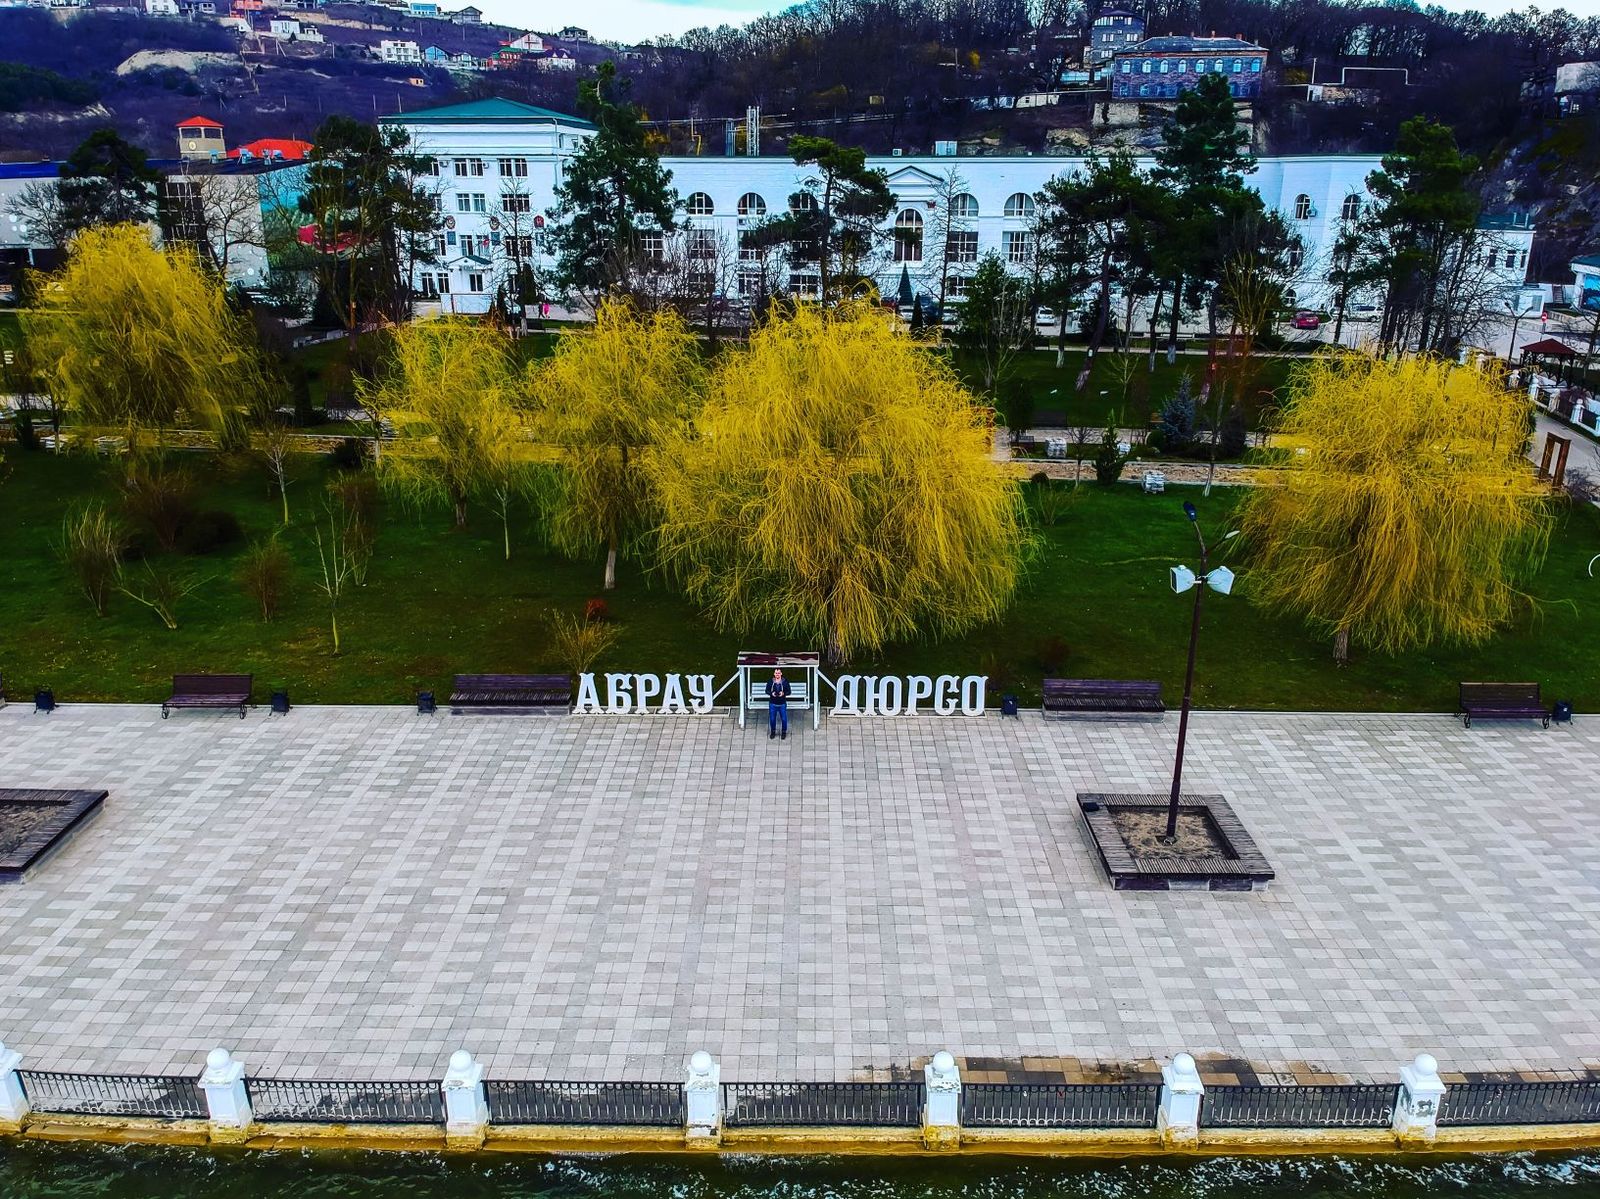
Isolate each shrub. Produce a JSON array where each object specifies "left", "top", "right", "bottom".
[
  {"left": 119, "top": 461, "right": 199, "bottom": 552},
  {"left": 176, "top": 509, "right": 244, "bottom": 555},
  {"left": 1029, "top": 470, "right": 1050, "bottom": 487},
  {"left": 117, "top": 561, "right": 203, "bottom": 630},
  {"left": 1034, "top": 479, "right": 1074, "bottom": 527},
  {"left": 1093, "top": 415, "right": 1129, "bottom": 486},
  {"left": 548, "top": 608, "right": 622, "bottom": 676},
  {"left": 584, "top": 596, "right": 610, "bottom": 623},
  {"left": 1219, "top": 404, "right": 1248, "bottom": 458},
  {"left": 1034, "top": 633, "right": 1070, "bottom": 674},
  {"left": 327, "top": 437, "right": 369, "bottom": 471},
  {"left": 58, "top": 504, "right": 123, "bottom": 616},
  {"left": 11, "top": 407, "right": 39, "bottom": 451},
  {"left": 326, "top": 473, "right": 378, "bottom": 583},
  {"left": 1158, "top": 374, "right": 1196, "bottom": 453},
  {"left": 237, "top": 537, "right": 292, "bottom": 621}
]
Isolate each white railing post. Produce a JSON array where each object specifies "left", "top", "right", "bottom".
[
  {"left": 1157, "top": 1052, "right": 1203, "bottom": 1147},
  {"left": 441, "top": 1049, "right": 489, "bottom": 1147},
  {"left": 0, "top": 1041, "right": 29, "bottom": 1130},
  {"left": 684, "top": 1050, "right": 722, "bottom": 1147},
  {"left": 1393, "top": 1053, "right": 1447, "bottom": 1144},
  {"left": 199, "top": 1048, "right": 252, "bottom": 1143},
  {"left": 922, "top": 1050, "right": 961, "bottom": 1149}
]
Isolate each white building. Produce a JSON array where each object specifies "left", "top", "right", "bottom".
[
  {"left": 378, "top": 39, "right": 422, "bottom": 64},
  {"left": 382, "top": 97, "right": 1535, "bottom": 316},
  {"left": 538, "top": 48, "right": 576, "bottom": 71},
  {"left": 145, "top": 0, "right": 180, "bottom": 14},
  {"left": 267, "top": 16, "right": 323, "bottom": 39}
]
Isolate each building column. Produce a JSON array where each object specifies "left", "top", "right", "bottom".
[
  {"left": 199, "top": 1048, "right": 253, "bottom": 1143},
  {"left": 1157, "top": 1052, "right": 1204, "bottom": 1147},
  {"left": 922, "top": 1051, "right": 961, "bottom": 1149},
  {"left": 684, "top": 1050, "right": 722, "bottom": 1147},
  {"left": 1392, "top": 1053, "right": 1447, "bottom": 1145}
]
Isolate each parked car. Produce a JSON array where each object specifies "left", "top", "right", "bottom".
[
  {"left": 1291, "top": 310, "right": 1321, "bottom": 330},
  {"left": 1035, "top": 306, "right": 1061, "bottom": 333},
  {"left": 1346, "top": 303, "right": 1379, "bottom": 321}
]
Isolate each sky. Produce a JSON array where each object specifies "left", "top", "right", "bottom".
[{"left": 473, "top": 0, "right": 1600, "bottom": 45}]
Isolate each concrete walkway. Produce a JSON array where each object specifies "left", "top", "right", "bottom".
[{"left": 1, "top": 706, "right": 1597, "bottom": 1084}]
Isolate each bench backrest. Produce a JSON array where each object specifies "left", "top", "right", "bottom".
[
  {"left": 171, "top": 674, "right": 252, "bottom": 696},
  {"left": 1044, "top": 678, "right": 1162, "bottom": 700},
  {"left": 453, "top": 673, "right": 571, "bottom": 692},
  {"left": 1459, "top": 681, "right": 1541, "bottom": 708},
  {"left": 751, "top": 682, "right": 810, "bottom": 703}
]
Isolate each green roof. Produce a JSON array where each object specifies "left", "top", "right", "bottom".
[
  {"left": 1573, "top": 254, "right": 1600, "bottom": 268},
  {"left": 382, "top": 97, "right": 595, "bottom": 129}
]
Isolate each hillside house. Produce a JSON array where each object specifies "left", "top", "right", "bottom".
[
  {"left": 379, "top": 39, "right": 422, "bottom": 63},
  {"left": 144, "top": 0, "right": 179, "bottom": 14},
  {"left": 1110, "top": 35, "right": 1267, "bottom": 99},
  {"left": 451, "top": 4, "right": 480, "bottom": 22},
  {"left": 1088, "top": 8, "right": 1143, "bottom": 66},
  {"left": 557, "top": 24, "right": 590, "bottom": 41}
]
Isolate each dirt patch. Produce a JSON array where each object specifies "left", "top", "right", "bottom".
[
  {"left": 0, "top": 800, "right": 67, "bottom": 858},
  {"left": 1109, "top": 807, "right": 1233, "bottom": 860}
]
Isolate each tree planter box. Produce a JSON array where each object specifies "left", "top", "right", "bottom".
[
  {"left": 1077, "top": 792, "right": 1273, "bottom": 891},
  {"left": 0, "top": 789, "right": 108, "bottom": 883}
]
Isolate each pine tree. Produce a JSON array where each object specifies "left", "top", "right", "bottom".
[{"left": 1158, "top": 374, "right": 1196, "bottom": 452}]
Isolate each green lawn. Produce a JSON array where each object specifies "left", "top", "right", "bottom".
[{"left": 4, "top": 450, "right": 1597, "bottom": 711}]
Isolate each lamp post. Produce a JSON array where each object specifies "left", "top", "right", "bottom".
[
  {"left": 1505, "top": 300, "right": 1525, "bottom": 367},
  {"left": 1165, "top": 502, "right": 1236, "bottom": 842}
]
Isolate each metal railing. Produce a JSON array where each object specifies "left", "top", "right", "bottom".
[
  {"left": 18, "top": 1070, "right": 207, "bottom": 1120},
  {"left": 485, "top": 1080, "right": 682, "bottom": 1126},
  {"left": 722, "top": 1081, "right": 923, "bottom": 1127},
  {"left": 1438, "top": 1081, "right": 1600, "bottom": 1126},
  {"left": 1203, "top": 1084, "right": 1397, "bottom": 1128},
  {"left": 245, "top": 1077, "right": 443, "bottom": 1125},
  {"left": 962, "top": 1082, "right": 1159, "bottom": 1128}
]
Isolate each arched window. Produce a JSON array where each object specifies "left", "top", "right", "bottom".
[
  {"left": 1004, "top": 192, "right": 1035, "bottom": 218},
  {"left": 894, "top": 208, "right": 924, "bottom": 263},
  {"left": 950, "top": 192, "right": 979, "bottom": 218},
  {"left": 1177, "top": 59, "right": 1187, "bottom": 72},
  {"left": 1340, "top": 194, "right": 1361, "bottom": 221},
  {"left": 1250, "top": 57, "right": 1262, "bottom": 71},
  {"left": 737, "top": 192, "right": 767, "bottom": 218},
  {"left": 1159, "top": 59, "right": 1169, "bottom": 73},
  {"left": 686, "top": 192, "right": 714, "bottom": 216},
  {"left": 1293, "top": 193, "right": 1313, "bottom": 221},
  {"left": 789, "top": 191, "right": 817, "bottom": 213},
  {"left": 1120, "top": 59, "right": 1131, "bottom": 73},
  {"left": 1231, "top": 58, "right": 1242, "bottom": 72},
  {"left": 1286, "top": 243, "right": 1304, "bottom": 273},
  {"left": 1141, "top": 59, "right": 1152, "bottom": 73},
  {"left": 1139, "top": 83, "right": 1150, "bottom": 96}
]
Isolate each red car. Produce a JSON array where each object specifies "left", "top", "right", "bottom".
[{"left": 1291, "top": 310, "right": 1321, "bottom": 330}]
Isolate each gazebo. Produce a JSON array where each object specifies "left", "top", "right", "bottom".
[{"left": 1520, "top": 337, "right": 1579, "bottom": 382}]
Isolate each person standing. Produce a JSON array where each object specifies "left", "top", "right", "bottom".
[{"left": 767, "top": 668, "right": 791, "bottom": 740}]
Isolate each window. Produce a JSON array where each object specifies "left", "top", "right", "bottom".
[
  {"left": 1286, "top": 244, "right": 1304, "bottom": 273},
  {"left": 455, "top": 194, "right": 473, "bottom": 213},
  {"left": 1505, "top": 250, "right": 1518, "bottom": 269},
  {"left": 738, "top": 268, "right": 764, "bottom": 297},
  {"left": 944, "top": 273, "right": 970, "bottom": 300},
  {"left": 1341, "top": 194, "right": 1361, "bottom": 221},
  {"left": 688, "top": 229, "right": 717, "bottom": 259},
  {"left": 423, "top": 158, "right": 440, "bottom": 176},
  {"left": 789, "top": 270, "right": 820, "bottom": 297},
  {"left": 1003, "top": 230, "right": 1034, "bottom": 264},
  {"left": 640, "top": 232, "right": 665, "bottom": 262},
  {"left": 1120, "top": 59, "right": 1131, "bottom": 73},
  {"left": 1231, "top": 58, "right": 1242, "bottom": 72},
  {"left": 504, "top": 235, "right": 534, "bottom": 259},
  {"left": 430, "top": 194, "right": 444, "bottom": 213},
  {"left": 1003, "top": 192, "right": 1035, "bottom": 218},
  {"left": 737, "top": 192, "right": 767, "bottom": 218},
  {"left": 1293, "top": 193, "right": 1312, "bottom": 221},
  {"left": 789, "top": 191, "right": 818, "bottom": 213},
  {"left": 452, "top": 157, "right": 484, "bottom": 177},
  {"left": 1177, "top": 59, "right": 1187, "bottom": 71},
  {"left": 949, "top": 231, "right": 978, "bottom": 262},
  {"left": 467, "top": 272, "right": 485, "bottom": 292},
  {"left": 686, "top": 192, "right": 714, "bottom": 216},
  {"left": 738, "top": 230, "right": 761, "bottom": 261},
  {"left": 419, "top": 271, "right": 449, "bottom": 296},
  {"left": 1141, "top": 58, "right": 1151, "bottom": 73},
  {"left": 1139, "top": 83, "right": 1150, "bottom": 96},
  {"left": 433, "top": 234, "right": 448, "bottom": 256},
  {"left": 949, "top": 192, "right": 978, "bottom": 218},
  {"left": 501, "top": 193, "right": 531, "bottom": 213},
  {"left": 893, "top": 209, "right": 924, "bottom": 263},
  {"left": 497, "top": 156, "right": 528, "bottom": 177},
  {"left": 1159, "top": 59, "right": 1169, "bottom": 73},
  {"left": 1250, "top": 57, "right": 1262, "bottom": 71}
]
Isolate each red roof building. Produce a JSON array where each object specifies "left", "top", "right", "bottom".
[{"left": 229, "top": 138, "right": 313, "bottom": 162}]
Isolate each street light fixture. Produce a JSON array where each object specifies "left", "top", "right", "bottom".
[{"left": 1164, "top": 502, "right": 1237, "bottom": 842}]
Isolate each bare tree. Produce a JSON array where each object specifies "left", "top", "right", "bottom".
[{"left": 925, "top": 165, "right": 974, "bottom": 319}]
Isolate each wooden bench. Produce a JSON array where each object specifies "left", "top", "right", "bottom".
[
  {"left": 163, "top": 674, "right": 252, "bottom": 720},
  {"left": 1043, "top": 678, "right": 1164, "bottom": 720},
  {"left": 1458, "top": 682, "right": 1549, "bottom": 729},
  {"left": 450, "top": 673, "right": 571, "bottom": 715},
  {"left": 749, "top": 681, "right": 810, "bottom": 707}
]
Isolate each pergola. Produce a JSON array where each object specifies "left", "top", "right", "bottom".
[{"left": 1520, "top": 337, "right": 1579, "bottom": 382}]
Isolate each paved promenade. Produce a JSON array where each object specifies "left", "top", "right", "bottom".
[{"left": 1, "top": 705, "right": 1597, "bottom": 1083}]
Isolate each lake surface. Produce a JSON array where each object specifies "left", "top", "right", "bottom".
[{"left": 2, "top": 1142, "right": 1599, "bottom": 1198}]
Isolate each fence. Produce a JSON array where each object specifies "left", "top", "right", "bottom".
[
  {"left": 1202, "top": 1084, "right": 1396, "bottom": 1129},
  {"left": 961, "top": 1082, "right": 1159, "bottom": 1128},
  {"left": 244, "top": 1077, "right": 444, "bottom": 1124},
  {"left": 722, "top": 1081, "right": 923, "bottom": 1127},
  {"left": 485, "top": 1080, "right": 682, "bottom": 1126},
  {"left": 17, "top": 1070, "right": 207, "bottom": 1120},
  {"left": 1438, "top": 1081, "right": 1600, "bottom": 1127}
]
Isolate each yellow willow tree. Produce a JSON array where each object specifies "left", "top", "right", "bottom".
[
  {"left": 1238, "top": 352, "right": 1550, "bottom": 664},
  {"left": 360, "top": 317, "right": 528, "bottom": 534},
  {"left": 652, "top": 302, "right": 1029, "bottom": 665},
  {"left": 23, "top": 223, "right": 266, "bottom": 450},
  {"left": 526, "top": 298, "right": 704, "bottom": 590}
]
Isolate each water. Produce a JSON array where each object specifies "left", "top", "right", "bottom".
[{"left": 2, "top": 1142, "right": 1600, "bottom": 1199}]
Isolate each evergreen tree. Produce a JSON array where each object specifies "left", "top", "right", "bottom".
[
  {"left": 12, "top": 128, "right": 162, "bottom": 247},
  {"left": 545, "top": 61, "right": 679, "bottom": 300},
  {"left": 955, "top": 252, "right": 1032, "bottom": 395},
  {"left": 1158, "top": 373, "right": 1196, "bottom": 452}
]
